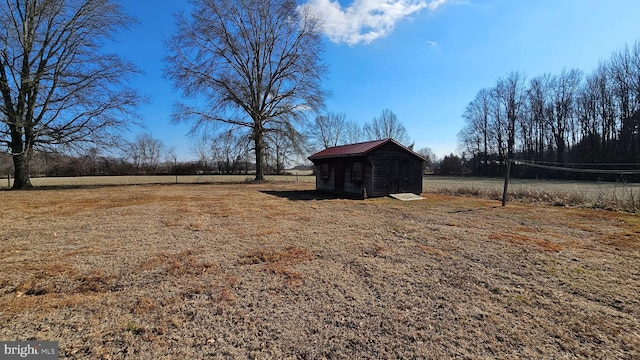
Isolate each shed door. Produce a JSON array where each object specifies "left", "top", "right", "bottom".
[
  {"left": 388, "top": 159, "right": 409, "bottom": 194},
  {"left": 335, "top": 160, "right": 345, "bottom": 191}
]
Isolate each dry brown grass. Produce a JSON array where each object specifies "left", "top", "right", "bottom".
[
  {"left": 424, "top": 176, "right": 640, "bottom": 212},
  {"left": 239, "top": 246, "right": 315, "bottom": 288},
  {"left": 1, "top": 182, "right": 639, "bottom": 359}
]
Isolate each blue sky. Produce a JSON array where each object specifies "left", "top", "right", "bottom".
[{"left": 116, "top": 0, "right": 640, "bottom": 162}]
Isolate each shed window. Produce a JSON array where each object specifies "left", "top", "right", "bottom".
[
  {"left": 351, "top": 161, "right": 363, "bottom": 182},
  {"left": 320, "top": 163, "right": 330, "bottom": 180}
]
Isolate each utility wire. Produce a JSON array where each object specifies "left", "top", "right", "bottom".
[
  {"left": 517, "top": 160, "right": 640, "bottom": 167},
  {"left": 512, "top": 159, "right": 640, "bottom": 175}
]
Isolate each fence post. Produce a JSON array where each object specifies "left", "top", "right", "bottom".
[{"left": 502, "top": 159, "right": 512, "bottom": 207}]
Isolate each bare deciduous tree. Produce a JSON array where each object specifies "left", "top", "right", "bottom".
[
  {"left": 416, "top": 146, "right": 436, "bottom": 172},
  {"left": 127, "top": 133, "right": 165, "bottom": 175},
  {"left": 343, "top": 120, "right": 364, "bottom": 144},
  {"left": 306, "top": 112, "right": 348, "bottom": 150},
  {"left": 0, "top": 0, "right": 142, "bottom": 189},
  {"left": 363, "top": 109, "right": 411, "bottom": 146},
  {"left": 190, "top": 133, "right": 214, "bottom": 169},
  {"left": 547, "top": 69, "right": 582, "bottom": 162},
  {"left": 266, "top": 124, "right": 297, "bottom": 174},
  {"left": 496, "top": 71, "right": 527, "bottom": 160},
  {"left": 212, "top": 129, "right": 250, "bottom": 174},
  {"left": 525, "top": 74, "right": 553, "bottom": 161},
  {"left": 459, "top": 87, "right": 492, "bottom": 173},
  {"left": 166, "top": 0, "right": 327, "bottom": 181}
]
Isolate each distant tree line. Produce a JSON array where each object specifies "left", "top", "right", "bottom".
[
  {"left": 0, "top": 149, "right": 250, "bottom": 178},
  {"left": 0, "top": 128, "right": 309, "bottom": 178},
  {"left": 458, "top": 41, "right": 640, "bottom": 180},
  {"left": 1, "top": 105, "right": 438, "bottom": 178}
]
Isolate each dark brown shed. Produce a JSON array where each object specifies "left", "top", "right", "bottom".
[{"left": 308, "top": 138, "right": 425, "bottom": 197}]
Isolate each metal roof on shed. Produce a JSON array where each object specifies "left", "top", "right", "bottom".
[{"left": 308, "top": 138, "right": 424, "bottom": 161}]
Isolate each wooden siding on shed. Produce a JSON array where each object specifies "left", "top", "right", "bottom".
[
  {"left": 366, "top": 142, "right": 423, "bottom": 196},
  {"left": 343, "top": 158, "right": 371, "bottom": 196},
  {"left": 315, "top": 158, "right": 372, "bottom": 196},
  {"left": 315, "top": 161, "right": 335, "bottom": 191}
]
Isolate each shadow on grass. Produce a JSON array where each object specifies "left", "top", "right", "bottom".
[{"left": 261, "top": 190, "right": 363, "bottom": 201}]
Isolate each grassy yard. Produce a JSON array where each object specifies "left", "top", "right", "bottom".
[
  {"left": 5, "top": 174, "right": 639, "bottom": 211},
  {"left": 1, "top": 181, "right": 638, "bottom": 358}
]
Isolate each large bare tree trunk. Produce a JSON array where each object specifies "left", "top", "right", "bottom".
[
  {"left": 9, "top": 124, "right": 32, "bottom": 189},
  {"left": 12, "top": 152, "right": 32, "bottom": 189},
  {"left": 254, "top": 132, "right": 265, "bottom": 181}
]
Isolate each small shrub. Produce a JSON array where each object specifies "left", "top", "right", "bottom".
[
  {"left": 124, "top": 320, "right": 145, "bottom": 335},
  {"left": 125, "top": 320, "right": 137, "bottom": 332}
]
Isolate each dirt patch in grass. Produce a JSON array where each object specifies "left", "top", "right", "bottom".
[{"left": 1, "top": 182, "right": 639, "bottom": 359}]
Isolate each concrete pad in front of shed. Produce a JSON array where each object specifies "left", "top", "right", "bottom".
[{"left": 389, "top": 193, "right": 425, "bottom": 201}]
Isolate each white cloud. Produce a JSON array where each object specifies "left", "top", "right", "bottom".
[{"left": 304, "top": 0, "right": 447, "bottom": 46}]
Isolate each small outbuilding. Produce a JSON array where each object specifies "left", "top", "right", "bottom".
[{"left": 308, "top": 138, "right": 425, "bottom": 197}]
